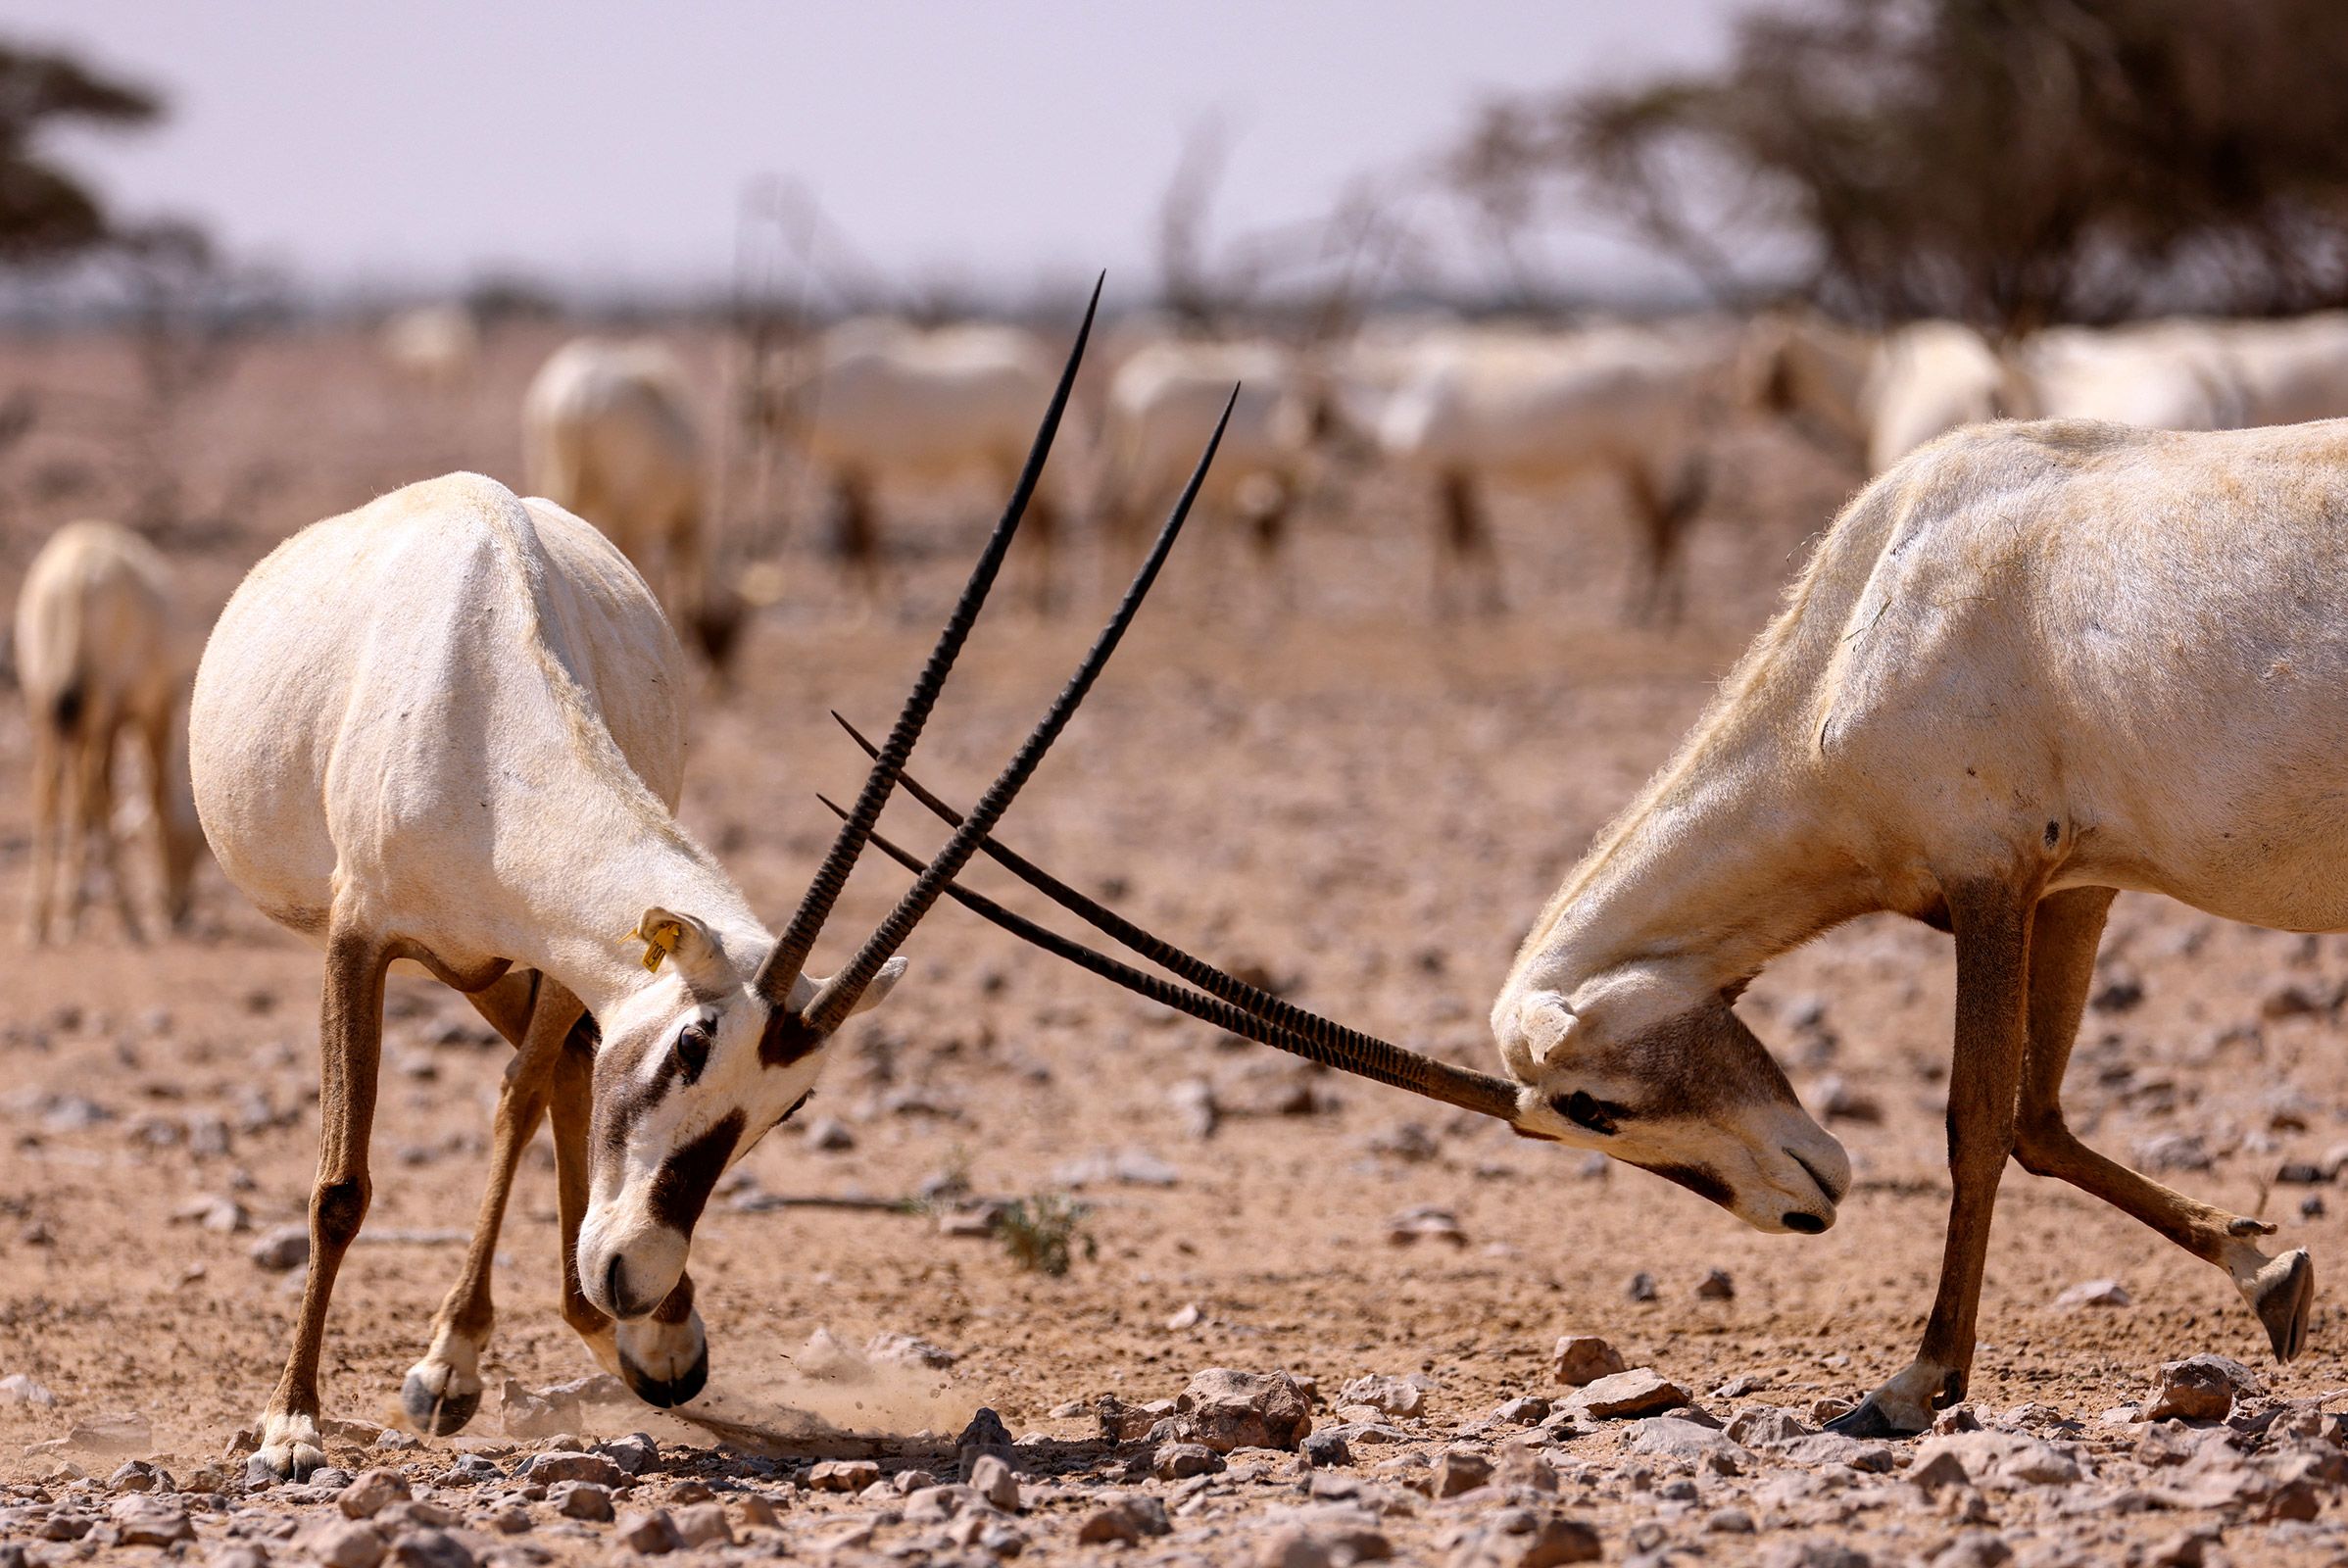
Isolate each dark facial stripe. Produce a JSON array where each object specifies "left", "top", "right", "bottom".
[
  {"left": 1639, "top": 1161, "right": 1736, "bottom": 1210},
  {"left": 647, "top": 1111, "right": 744, "bottom": 1236},
  {"left": 600, "top": 1051, "right": 676, "bottom": 1159},
  {"left": 759, "top": 1006, "right": 824, "bottom": 1068}
]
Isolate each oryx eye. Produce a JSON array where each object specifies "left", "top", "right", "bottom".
[
  {"left": 675, "top": 1021, "right": 714, "bottom": 1083},
  {"left": 1554, "top": 1090, "right": 1620, "bottom": 1136}
]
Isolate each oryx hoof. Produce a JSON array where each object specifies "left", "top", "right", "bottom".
[
  {"left": 247, "top": 1415, "right": 327, "bottom": 1483},
  {"left": 402, "top": 1367, "right": 483, "bottom": 1436},
  {"left": 2254, "top": 1248, "right": 2316, "bottom": 1363},
  {"left": 2229, "top": 1216, "right": 2279, "bottom": 1239},
  {"left": 620, "top": 1341, "right": 709, "bottom": 1408},
  {"left": 1824, "top": 1396, "right": 1927, "bottom": 1441}
]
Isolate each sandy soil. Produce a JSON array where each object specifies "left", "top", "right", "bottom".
[{"left": 0, "top": 322, "right": 2344, "bottom": 1566}]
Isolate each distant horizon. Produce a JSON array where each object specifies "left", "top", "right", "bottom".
[{"left": 7, "top": 1, "right": 1739, "bottom": 305}]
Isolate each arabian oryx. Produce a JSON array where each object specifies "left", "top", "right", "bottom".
[
  {"left": 1097, "top": 339, "right": 1327, "bottom": 583},
  {"left": 1375, "top": 324, "right": 1729, "bottom": 621},
  {"left": 522, "top": 337, "right": 742, "bottom": 668},
  {"left": 858, "top": 415, "right": 2341, "bottom": 1438},
  {"left": 15, "top": 518, "right": 206, "bottom": 943},
  {"left": 1750, "top": 311, "right": 2348, "bottom": 475},
  {"left": 752, "top": 318, "right": 1067, "bottom": 604},
  {"left": 380, "top": 304, "right": 481, "bottom": 395},
  {"left": 1740, "top": 313, "right": 2026, "bottom": 475},
  {"left": 189, "top": 283, "right": 1235, "bottom": 1479}
]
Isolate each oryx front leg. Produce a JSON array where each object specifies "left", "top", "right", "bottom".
[
  {"left": 1833, "top": 880, "right": 2032, "bottom": 1439},
  {"left": 255, "top": 927, "right": 389, "bottom": 1481},
  {"left": 401, "top": 975, "right": 579, "bottom": 1435},
  {"left": 2010, "top": 888, "right": 2314, "bottom": 1361}
]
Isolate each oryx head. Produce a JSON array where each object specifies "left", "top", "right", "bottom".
[
  {"left": 1492, "top": 960, "right": 1848, "bottom": 1234},
  {"left": 824, "top": 732, "right": 1848, "bottom": 1240},
  {"left": 576, "top": 276, "right": 1236, "bottom": 1343}
]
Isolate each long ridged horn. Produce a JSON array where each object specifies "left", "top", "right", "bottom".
[
  {"left": 788, "top": 388, "right": 1236, "bottom": 1038},
  {"left": 828, "top": 715, "right": 1528, "bottom": 1122},
  {"left": 819, "top": 797, "right": 1526, "bottom": 1123},
  {"left": 753, "top": 273, "right": 1101, "bottom": 1008}
]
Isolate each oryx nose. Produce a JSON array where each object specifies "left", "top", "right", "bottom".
[
  {"left": 605, "top": 1253, "right": 644, "bottom": 1319},
  {"left": 1782, "top": 1211, "right": 1828, "bottom": 1234},
  {"left": 1786, "top": 1143, "right": 1849, "bottom": 1207}
]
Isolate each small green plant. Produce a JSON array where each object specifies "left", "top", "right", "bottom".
[{"left": 992, "top": 1193, "right": 1096, "bottom": 1277}]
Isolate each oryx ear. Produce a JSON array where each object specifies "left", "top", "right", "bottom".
[
  {"left": 842, "top": 956, "right": 907, "bottom": 1018},
  {"left": 1517, "top": 990, "right": 1578, "bottom": 1068},
  {"left": 630, "top": 907, "right": 733, "bottom": 991}
]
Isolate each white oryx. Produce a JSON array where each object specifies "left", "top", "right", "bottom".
[
  {"left": 14, "top": 519, "right": 205, "bottom": 943},
  {"left": 756, "top": 318, "right": 1065, "bottom": 600},
  {"left": 2018, "top": 321, "right": 2241, "bottom": 430},
  {"left": 187, "top": 291, "right": 1230, "bottom": 1480},
  {"left": 1098, "top": 338, "right": 1325, "bottom": 572},
  {"left": 1489, "top": 416, "right": 2345, "bottom": 1435},
  {"left": 880, "top": 414, "right": 2343, "bottom": 1442},
  {"left": 522, "top": 337, "right": 735, "bottom": 662},
  {"left": 1376, "top": 324, "right": 1729, "bottom": 620},
  {"left": 1741, "top": 313, "right": 2023, "bottom": 473},
  {"left": 1751, "top": 310, "right": 2348, "bottom": 471},
  {"left": 380, "top": 304, "right": 481, "bottom": 394}
]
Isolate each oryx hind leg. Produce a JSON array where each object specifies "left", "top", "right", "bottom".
[
  {"left": 401, "top": 971, "right": 578, "bottom": 1435},
  {"left": 2013, "top": 886, "right": 2313, "bottom": 1361},
  {"left": 545, "top": 1029, "right": 709, "bottom": 1407},
  {"left": 254, "top": 923, "right": 390, "bottom": 1480},
  {"left": 24, "top": 716, "right": 64, "bottom": 944}
]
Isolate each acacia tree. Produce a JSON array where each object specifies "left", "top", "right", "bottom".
[
  {"left": 1454, "top": 0, "right": 2348, "bottom": 334},
  {"left": 0, "top": 41, "right": 160, "bottom": 268}
]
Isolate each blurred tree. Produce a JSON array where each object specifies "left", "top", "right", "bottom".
[
  {"left": 1454, "top": 0, "right": 2348, "bottom": 334},
  {"left": 0, "top": 41, "right": 161, "bottom": 268}
]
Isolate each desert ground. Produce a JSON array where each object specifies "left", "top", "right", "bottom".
[{"left": 1, "top": 319, "right": 2345, "bottom": 1567}]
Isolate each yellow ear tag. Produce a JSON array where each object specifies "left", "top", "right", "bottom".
[{"left": 632, "top": 918, "right": 683, "bottom": 973}]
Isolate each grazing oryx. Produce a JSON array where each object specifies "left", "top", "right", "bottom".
[
  {"left": 380, "top": 304, "right": 481, "bottom": 394},
  {"left": 1099, "top": 339, "right": 1324, "bottom": 574},
  {"left": 1377, "top": 325, "right": 1728, "bottom": 620},
  {"left": 754, "top": 318, "right": 1064, "bottom": 602},
  {"left": 523, "top": 338, "right": 740, "bottom": 666},
  {"left": 15, "top": 519, "right": 204, "bottom": 943},
  {"left": 1741, "top": 313, "right": 2024, "bottom": 474},
  {"left": 2019, "top": 323, "right": 2240, "bottom": 432},
  {"left": 863, "top": 415, "right": 2338, "bottom": 1440},
  {"left": 190, "top": 285, "right": 1231, "bottom": 1479}
]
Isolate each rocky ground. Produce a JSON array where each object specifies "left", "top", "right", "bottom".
[{"left": 1, "top": 322, "right": 2347, "bottom": 1566}]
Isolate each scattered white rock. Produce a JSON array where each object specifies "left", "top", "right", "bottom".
[
  {"left": 2147, "top": 1354, "right": 2261, "bottom": 1421},
  {"left": 1176, "top": 1368, "right": 1315, "bottom": 1452},
  {"left": 1563, "top": 1368, "right": 1688, "bottom": 1420},
  {"left": 614, "top": 1507, "right": 682, "bottom": 1554},
  {"left": 1386, "top": 1204, "right": 1466, "bottom": 1246},
  {"left": 2053, "top": 1278, "right": 2131, "bottom": 1309},
  {"left": 1338, "top": 1375, "right": 1425, "bottom": 1418},
  {"left": 1549, "top": 1336, "right": 1627, "bottom": 1388},
  {"left": 250, "top": 1225, "right": 311, "bottom": 1271},
  {"left": 336, "top": 1469, "right": 411, "bottom": 1520}
]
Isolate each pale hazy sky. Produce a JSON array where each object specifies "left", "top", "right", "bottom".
[{"left": 13, "top": 1, "right": 1737, "bottom": 298}]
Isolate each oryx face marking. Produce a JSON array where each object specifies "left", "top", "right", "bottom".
[
  {"left": 577, "top": 970, "right": 829, "bottom": 1322},
  {"left": 1494, "top": 973, "right": 1849, "bottom": 1234}
]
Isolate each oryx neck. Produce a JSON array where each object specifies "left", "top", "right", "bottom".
[
  {"left": 513, "top": 813, "right": 771, "bottom": 1021},
  {"left": 1519, "top": 635, "right": 1879, "bottom": 1005}
]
